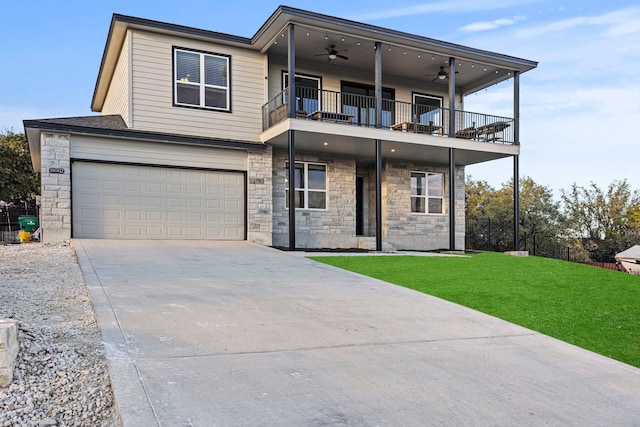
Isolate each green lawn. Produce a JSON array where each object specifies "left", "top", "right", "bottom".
[{"left": 309, "top": 252, "right": 640, "bottom": 368}]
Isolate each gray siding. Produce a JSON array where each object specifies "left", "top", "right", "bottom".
[
  {"left": 130, "top": 30, "right": 265, "bottom": 141},
  {"left": 70, "top": 135, "right": 247, "bottom": 171},
  {"left": 102, "top": 31, "right": 131, "bottom": 125}
]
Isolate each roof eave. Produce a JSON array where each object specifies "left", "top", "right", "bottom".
[
  {"left": 22, "top": 120, "right": 265, "bottom": 153},
  {"left": 252, "top": 6, "right": 538, "bottom": 73}
]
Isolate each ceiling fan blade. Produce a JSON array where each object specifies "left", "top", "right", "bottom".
[{"left": 337, "top": 54, "right": 349, "bottom": 60}]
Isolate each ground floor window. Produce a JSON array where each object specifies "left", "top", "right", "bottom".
[
  {"left": 285, "top": 162, "right": 327, "bottom": 209},
  {"left": 411, "top": 172, "right": 443, "bottom": 214}
]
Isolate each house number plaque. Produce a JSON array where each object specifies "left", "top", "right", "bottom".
[{"left": 49, "top": 167, "right": 65, "bottom": 174}]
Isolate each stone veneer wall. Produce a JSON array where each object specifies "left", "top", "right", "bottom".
[
  {"left": 246, "top": 147, "right": 273, "bottom": 245},
  {"left": 384, "top": 160, "right": 465, "bottom": 250},
  {"left": 40, "top": 133, "right": 72, "bottom": 243},
  {"left": 272, "top": 149, "right": 357, "bottom": 248}
]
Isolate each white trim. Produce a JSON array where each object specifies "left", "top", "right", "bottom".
[
  {"left": 282, "top": 72, "right": 321, "bottom": 90},
  {"left": 282, "top": 72, "right": 321, "bottom": 113},
  {"left": 127, "top": 29, "right": 134, "bottom": 127},
  {"left": 410, "top": 171, "right": 444, "bottom": 215},
  {"left": 412, "top": 93, "right": 442, "bottom": 106}
]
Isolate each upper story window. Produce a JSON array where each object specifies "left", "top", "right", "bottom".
[
  {"left": 411, "top": 172, "right": 444, "bottom": 214},
  {"left": 174, "top": 47, "right": 230, "bottom": 111}
]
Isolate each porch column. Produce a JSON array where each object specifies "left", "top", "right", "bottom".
[
  {"left": 513, "top": 70, "right": 521, "bottom": 251},
  {"left": 287, "top": 24, "right": 296, "bottom": 119},
  {"left": 374, "top": 42, "right": 383, "bottom": 252},
  {"left": 448, "top": 57, "right": 457, "bottom": 251},
  {"left": 287, "top": 24, "right": 296, "bottom": 250}
]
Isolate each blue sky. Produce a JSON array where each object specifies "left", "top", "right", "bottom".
[{"left": 2, "top": 0, "right": 639, "bottom": 195}]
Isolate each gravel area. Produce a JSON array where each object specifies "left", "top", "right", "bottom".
[{"left": 0, "top": 242, "right": 120, "bottom": 427}]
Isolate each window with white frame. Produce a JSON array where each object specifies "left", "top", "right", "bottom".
[
  {"left": 174, "top": 48, "right": 230, "bottom": 111},
  {"left": 411, "top": 172, "right": 444, "bottom": 214},
  {"left": 412, "top": 93, "right": 442, "bottom": 126},
  {"left": 283, "top": 72, "right": 321, "bottom": 114},
  {"left": 285, "top": 162, "right": 327, "bottom": 209}
]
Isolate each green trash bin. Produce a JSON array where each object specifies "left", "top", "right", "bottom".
[{"left": 18, "top": 216, "right": 39, "bottom": 232}]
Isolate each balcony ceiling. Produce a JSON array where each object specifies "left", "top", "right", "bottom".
[
  {"left": 256, "top": 7, "right": 537, "bottom": 95},
  {"left": 267, "top": 29, "right": 519, "bottom": 96}
]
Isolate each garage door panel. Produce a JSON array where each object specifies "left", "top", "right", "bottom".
[
  {"left": 103, "top": 210, "right": 120, "bottom": 220},
  {"left": 72, "top": 162, "right": 244, "bottom": 240}
]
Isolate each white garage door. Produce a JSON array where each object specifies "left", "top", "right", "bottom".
[{"left": 72, "top": 162, "right": 244, "bottom": 239}]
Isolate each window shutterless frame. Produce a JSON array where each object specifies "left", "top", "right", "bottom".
[
  {"left": 412, "top": 92, "right": 443, "bottom": 126},
  {"left": 173, "top": 47, "right": 231, "bottom": 112},
  {"left": 411, "top": 171, "right": 444, "bottom": 214},
  {"left": 285, "top": 161, "right": 327, "bottom": 210},
  {"left": 282, "top": 72, "right": 322, "bottom": 114}
]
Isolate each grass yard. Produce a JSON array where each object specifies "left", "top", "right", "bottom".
[{"left": 309, "top": 252, "right": 640, "bottom": 368}]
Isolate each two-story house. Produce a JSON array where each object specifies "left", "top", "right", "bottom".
[{"left": 24, "top": 6, "right": 537, "bottom": 250}]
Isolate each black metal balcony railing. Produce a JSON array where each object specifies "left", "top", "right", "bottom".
[{"left": 262, "top": 87, "right": 516, "bottom": 145}]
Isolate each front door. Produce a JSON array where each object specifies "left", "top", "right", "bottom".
[{"left": 341, "top": 81, "right": 395, "bottom": 129}]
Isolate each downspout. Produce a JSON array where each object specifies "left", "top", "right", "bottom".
[
  {"left": 448, "top": 57, "right": 456, "bottom": 251},
  {"left": 287, "top": 24, "right": 296, "bottom": 250},
  {"left": 374, "top": 42, "right": 383, "bottom": 252}
]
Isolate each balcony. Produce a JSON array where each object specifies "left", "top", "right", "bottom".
[{"left": 262, "top": 87, "right": 515, "bottom": 145}]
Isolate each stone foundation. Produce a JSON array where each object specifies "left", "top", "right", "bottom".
[{"left": 0, "top": 319, "right": 19, "bottom": 388}]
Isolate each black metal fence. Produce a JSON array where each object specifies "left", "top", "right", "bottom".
[
  {"left": 465, "top": 218, "right": 588, "bottom": 263},
  {"left": 0, "top": 206, "right": 39, "bottom": 243},
  {"left": 262, "top": 87, "right": 516, "bottom": 144}
]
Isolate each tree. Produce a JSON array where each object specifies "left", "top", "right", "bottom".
[
  {"left": 0, "top": 131, "right": 40, "bottom": 205},
  {"left": 466, "top": 176, "right": 562, "bottom": 253},
  {"left": 561, "top": 180, "right": 640, "bottom": 262},
  {"left": 465, "top": 177, "right": 496, "bottom": 250}
]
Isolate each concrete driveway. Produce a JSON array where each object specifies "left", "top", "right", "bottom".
[{"left": 73, "top": 240, "right": 640, "bottom": 426}]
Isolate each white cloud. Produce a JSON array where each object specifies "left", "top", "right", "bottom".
[
  {"left": 350, "top": 0, "right": 540, "bottom": 21},
  {"left": 607, "top": 18, "right": 640, "bottom": 36},
  {"left": 459, "top": 16, "right": 526, "bottom": 33},
  {"left": 516, "top": 7, "right": 640, "bottom": 38}
]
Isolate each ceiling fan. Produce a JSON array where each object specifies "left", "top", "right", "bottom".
[
  {"left": 315, "top": 44, "right": 348, "bottom": 61},
  {"left": 429, "top": 66, "right": 459, "bottom": 81}
]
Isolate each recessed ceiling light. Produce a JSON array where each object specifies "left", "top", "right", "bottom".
[
  {"left": 323, "top": 142, "right": 328, "bottom": 146},
  {"left": 390, "top": 148, "right": 396, "bottom": 152}
]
